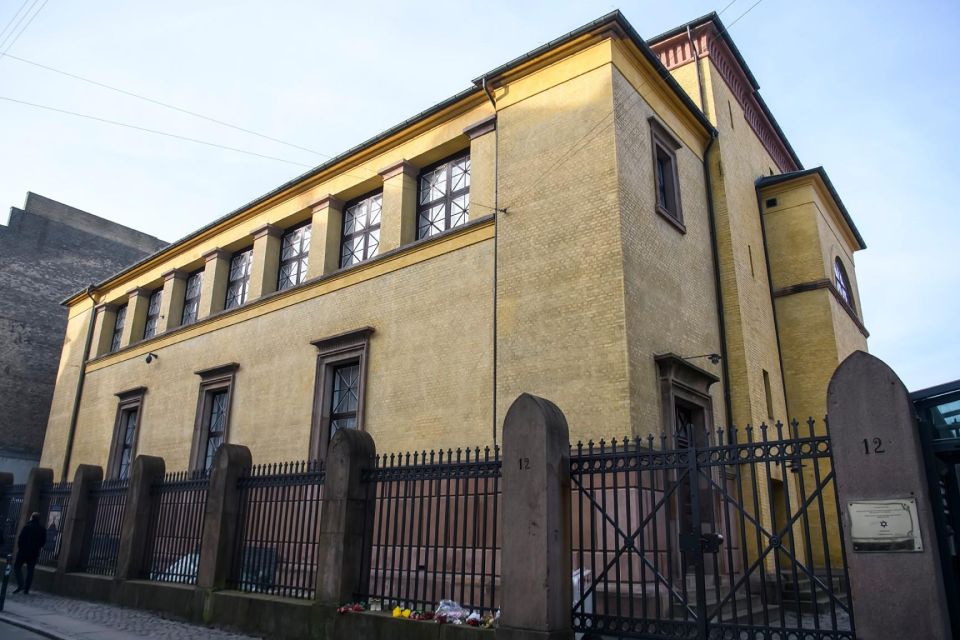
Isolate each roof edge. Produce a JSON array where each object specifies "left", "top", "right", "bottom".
[{"left": 756, "top": 167, "right": 866, "bottom": 250}]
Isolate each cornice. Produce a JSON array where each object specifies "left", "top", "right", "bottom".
[{"left": 649, "top": 24, "right": 799, "bottom": 174}]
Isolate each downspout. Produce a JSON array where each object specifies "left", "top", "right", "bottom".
[
  {"left": 689, "top": 26, "right": 735, "bottom": 433},
  {"left": 482, "top": 77, "right": 500, "bottom": 447},
  {"left": 61, "top": 285, "right": 98, "bottom": 480}
]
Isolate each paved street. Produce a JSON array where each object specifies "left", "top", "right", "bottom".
[{"left": 0, "top": 590, "right": 262, "bottom": 639}]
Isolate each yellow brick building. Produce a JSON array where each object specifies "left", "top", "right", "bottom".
[{"left": 40, "top": 6, "right": 866, "bottom": 540}]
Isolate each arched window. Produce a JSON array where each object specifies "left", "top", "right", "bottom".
[{"left": 834, "top": 258, "right": 854, "bottom": 309}]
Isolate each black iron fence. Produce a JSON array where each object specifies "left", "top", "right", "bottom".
[
  {"left": 360, "top": 447, "right": 501, "bottom": 615},
  {"left": 228, "top": 460, "right": 325, "bottom": 599},
  {"left": 570, "top": 420, "right": 854, "bottom": 640},
  {"left": 0, "top": 484, "right": 25, "bottom": 556},
  {"left": 143, "top": 470, "right": 209, "bottom": 584},
  {"left": 38, "top": 482, "right": 72, "bottom": 567},
  {"left": 80, "top": 479, "right": 129, "bottom": 576}
]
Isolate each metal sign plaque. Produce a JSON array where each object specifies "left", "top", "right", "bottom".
[{"left": 848, "top": 499, "right": 922, "bottom": 552}]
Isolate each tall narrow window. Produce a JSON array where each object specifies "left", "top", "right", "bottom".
[
  {"left": 108, "top": 387, "right": 145, "bottom": 480},
  {"left": 341, "top": 192, "right": 382, "bottom": 267},
  {"left": 310, "top": 328, "right": 372, "bottom": 459},
  {"left": 834, "top": 258, "right": 854, "bottom": 310},
  {"left": 181, "top": 270, "right": 203, "bottom": 326},
  {"left": 224, "top": 249, "right": 253, "bottom": 309},
  {"left": 417, "top": 153, "right": 470, "bottom": 239},
  {"left": 330, "top": 363, "right": 360, "bottom": 437},
  {"left": 142, "top": 289, "right": 163, "bottom": 339},
  {"left": 278, "top": 223, "right": 311, "bottom": 290},
  {"left": 649, "top": 119, "right": 684, "bottom": 229},
  {"left": 763, "top": 369, "right": 774, "bottom": 420},
  {"left": 110, "top": 304, "right": 127, "bottom": 353},
  {"left": 191, "top": 364, "right": 237, "bottom": 472}
]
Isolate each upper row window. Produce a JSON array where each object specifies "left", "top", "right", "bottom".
[
  {"left": 649, "top": 120, "right": 683, "bottom": 228},
  {"left": 110, "top": 304, "right": 127, "bottom": 353},
  {"left": 279, "top": 223, "right": 311, "bottom": 291},
  {"left": 182, "top": 270, "right": 203, "bottom": 326},
  {"left": 143, "top": 289, "right": 163, "bottom": 339},
  {"left": 225, "top": 249, "right": 253, "bottom": 310},
  {"left": 341, "top": 192, "right": 382, "bottom": 268},
  {"left": 417, "top": 153, "right": 470, "bottom": 239}
]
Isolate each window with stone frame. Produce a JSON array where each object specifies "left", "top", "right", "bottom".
[
  {"left": 310, "top": 328, "right": 372, "bottom": 459},
  {"left": 278, "top": 222, "right": 312, "bottom": 290},
  {"left": 340, "top": 192, "right": 382, "bottom": 268},
  {"left": 110, "top": 304, "right": 127, "bottom": 353},
  {"left": 834, "top": 257, "right": 854, "bottom": 311},
  {"left": 649, "top": 118, "right": 684, "bottom": 230},
  {"left": 416, "top": 153, "right": 470, "bottom": 239},
  {"left": 224, "top": 248, "right": 253, "bottom": 309},
  {"left": 108, "top": 387, "right": 145, "bottom": 480},
  {"left": 142, "top": 289, "right": 163, "bottom": 339},
  {"left": 190, "top": 364, "right": 237, "bottom": 472},
  {"left": 181, "top": 270, "right": 203, "bottom": 325}
]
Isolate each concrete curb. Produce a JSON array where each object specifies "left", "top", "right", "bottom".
[{"left": 0, "top": 611, "right": 75, "bottom": 640}]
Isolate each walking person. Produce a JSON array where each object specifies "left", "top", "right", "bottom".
[{"left": 13, "top": 512, "right": 46, "bottom": 594}]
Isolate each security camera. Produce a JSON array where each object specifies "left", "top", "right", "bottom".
[{"left": 145, "top": 352, "right": 159, "bottom": 363}]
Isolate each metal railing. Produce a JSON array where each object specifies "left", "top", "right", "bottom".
[
  {"left": 570, "top": 420, "right": 854, "bottom": 640},
  {"left": 228, "top": 460, "right": 325, "bottom": 599},
  {"left": 360, "top": 446, "right": 501, "bottom": 615},
  {"left": 0, "top": 484, "right": 25, "bottom": 556},
  {"left": 38, "top": 482, "right": 72, "bottom": 567},
  {"left": 80, "top": 479, "right": 129, "bottom": 576},
  {"left": 143, "top": 470, "right": 209, "bottom": 584}
]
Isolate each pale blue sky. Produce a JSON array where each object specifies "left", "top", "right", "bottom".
[{"left": 0, "top": 1, "right": 957, "bottom": 392}]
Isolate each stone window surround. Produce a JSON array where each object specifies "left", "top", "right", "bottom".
[
  {"left": 649, "top": 117, "right": 685, "bottom": 234},
  {"left": 85, "top": 117, "right": 496, "bottom": 358},
  {"left": 309, "top": 327, "right": 373, "bottom": 460},
  {"left": 107, "top": 386, "right": 146, "bottom": 480},
  {"left": 190, "top": 363, "right": 239, "bottom": 472}
]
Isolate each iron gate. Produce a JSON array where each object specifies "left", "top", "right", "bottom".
[{"left": 571, "top": 420, "right": 855, "bottom": 639}]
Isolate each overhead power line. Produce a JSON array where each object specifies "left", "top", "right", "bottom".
[
  {"left": 0, "top": 0, "right": 33, "bottom": 46},
  {"left": 0, "top": 52, "right": 330, "bottom": 158},
  {"left": 0, "top": 0, "right": 46, "bottom": 57},
  {"left": 0, "top": 95, "right": 313, "bottom": 167}
]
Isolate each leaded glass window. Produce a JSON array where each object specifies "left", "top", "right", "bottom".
[
  {"left": 834, "top": 258, "right": 854, "bottom": 310},
  {"left": 110, "top": 305, "right": 127, "bottom": 353},
  {"left": 143, "top": 290, "right": 163, "bottom": 339},
  {"left": 224, "top": 249, "right": 253, "bottom": 310},
  {"left": 116, "top": 407, "right": 138, "bottom": 480},
  {"left": 203, "top": 390, "right": 229, "bottom": 472},
  {"left": 182, "top": 270, "right": 203, "bottom": 325},
  {"left": 329, "top": 363, "right": 360, "bottom": 442},
  {"left": 341, "top": 193, "right": 381, "bottom": 268},
  {"left": 278, "top": 223, "right": 311, "bottom": 290},
  {"left": 417, "top": 154, "right": 470, "bottom": 239}
]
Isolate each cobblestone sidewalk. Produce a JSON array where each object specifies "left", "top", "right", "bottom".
[{"left": 0, "top": 590, "right": 262, "bottom": 640}]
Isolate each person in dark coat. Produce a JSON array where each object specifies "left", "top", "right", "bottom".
[{"left": 14, "top": 512, "right": 46, "bottom": 594}]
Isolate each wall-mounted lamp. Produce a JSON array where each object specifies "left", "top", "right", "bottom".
[
  {"left": 682, "top": 353, "right": 722, "bottom": 365},
  {"left": 145, "top": 352, "right": 159, "bottom": 364}
]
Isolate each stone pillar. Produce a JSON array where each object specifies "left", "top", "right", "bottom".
[
  {"left": 159, "top": 269, "right": 187, "bottom": 332},
  {"left": 248, "top": 224, "right": 283, "bottom": 300},
  {"left": 307, "top": 195, "right": 344, "bottom": 279},
  {"left": 378, "top": 159, "right": 418, "bottom": 253},
  {"left": 90, "top": 303, "right": 118, "bottom": 358},
  {"left": 116, "top": 455, "right": 165, "bottom": 581},
  {"left": 57, "top": 464, "right": 103, "bottom": 573},
  {"left": 196, "top": 444, "right": 251, "bottom": 590},
  {"left": 120, "top": 288, "right": 150, "bottom": 348},
  {"left": 315, "top": 428, "right": 376, "bottom": 605},
  {"left": 14, "top": 467, "right": 53, "bottom": 558},
  {"left": 199, "top": 248, "right": 230, "bottom": 319},
  {"left": 499, "top": 394, "right": 572, "bottom": 640},
  {"left": 465, "top": 115, "right": 496, "bottom": 219},
  {"left": 827, "top": 351, "right": 951, "bottom": 640}
]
